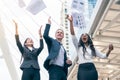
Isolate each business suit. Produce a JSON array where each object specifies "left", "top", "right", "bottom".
[
  {"left": 43, "top": 24, "right": 71, "bottom": 80},
  {"left": 15, "top": 35, "right": 44, "bottom": 80}
]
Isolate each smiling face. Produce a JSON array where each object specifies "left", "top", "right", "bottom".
[
  {"left": 55, "top": 29, "right": 64, "bottom": 41},
  {"left": 24, "top": 38, "right": 34, "bottom": 47},
  {"left": 81, "top": 33, "right": 88, "bottom": 43}
]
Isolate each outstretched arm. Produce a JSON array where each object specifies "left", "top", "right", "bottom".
[
  {"left": 43, "top": 17, "right": 51, "bottom": 38},
  {"left": 96, "top": 44, "right": 114, "bottom": 58},
  {"left": 66, "top": 15, "right": 78, "bottom": 48},
  {"left": 13, "top": 20, "right": 18, "bottom": 35},
  {"left": 13, "top": 20, "right": 23, "bottom": 54},
  {"left": 36, "top": 25, "right": 44, "bottom": 55},
  {"left": 67, "top": 15, "right": 75, "bottom": 35},
  {"left": 43, "top": 17, "right": 52, "bottom": 52},
  {"left": 39, "top": 25, "right": 43, "bottom": 39},
  {"left": 13, "top": 20, "right": 24, "bottom": 54}
]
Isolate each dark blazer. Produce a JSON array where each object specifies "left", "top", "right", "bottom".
[
  {"left": 15, "top": 35, "right": 44, "bottom": 70},
  {"left": 43, "top": 24, "right": 71, "bottom": 75}
]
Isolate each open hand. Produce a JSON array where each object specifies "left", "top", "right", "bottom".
[
  {"left": 48, "top": 17, "right": 51, "bottom": 24},
  {"left": 66, "top": 15, "right": 73, "bottom": 22},
  {"left": 13, "top": 20, "right": 18, "bottom": 35},
  {"left": 109, "top": 44, "right": 114, "bottom": 51},
  {"left": 13, "top": 20, "right": 18, "bottom": 29},
  {"left": 66, "top": 60, "right": 72, "bottom": 64}
]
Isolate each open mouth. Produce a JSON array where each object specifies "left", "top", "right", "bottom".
[{"left": 83, "top": 37, "right": 87, "bottom": 41}]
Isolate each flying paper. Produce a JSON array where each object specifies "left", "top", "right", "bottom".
[
  {"left": 72, "top": 12, "right": 86, "bottom": 29},
  {"left": 18, "top": 0, "right": 26, "bottom": 8},
  {"left": 71, "top": 0, "right": 85, "bottom": 12},
  {"left": 26, "top": 0, "right": 46, "bottom": 15}
]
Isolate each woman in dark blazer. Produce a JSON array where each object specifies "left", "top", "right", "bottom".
[{"left": 13, "top": 20, "right": 44, "bottom": 80}]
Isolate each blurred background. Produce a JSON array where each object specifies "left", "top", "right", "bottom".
[{"left": 0, "top": 0, "right": 120, "bottom": 80}]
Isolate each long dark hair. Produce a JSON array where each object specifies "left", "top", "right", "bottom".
[
  {"left": 24, "top": 38, "right": 33, "bottom": 47},
  {"left": 78, "top": 33, "right": 96, "bottom": 59},
  {"left": 20, "top": 38, "right": 33, "bottom": 63}
]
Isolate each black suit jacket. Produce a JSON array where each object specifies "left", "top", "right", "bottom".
[
  {"left": 43, "top": 24, "right": 71, "bottom": 75},
  {"left": 15, "top": 35, "right": 44, "bottom": 70}
]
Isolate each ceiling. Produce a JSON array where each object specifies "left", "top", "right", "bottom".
[{"left": 68, "top": 0, "right": 120, "bottom": 80}]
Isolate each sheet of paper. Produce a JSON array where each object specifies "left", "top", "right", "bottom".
[
  {"left": 26, "top": 0, "right": 46, "bottom": 15},
  {"left": 72, "top": 12, "right": 86, "bottom": 29},
  {"left": 71, "top": 0, "right": 85, "bottom": 12},
  {"left": 18, "top": 0, "right": 26, "bottom": 8}
]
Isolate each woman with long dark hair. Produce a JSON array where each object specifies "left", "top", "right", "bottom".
[
  {"left": 13, "top": 20, "right": 44, "bottom": 80},
  {"left": 67, "top": 15, "right": 114, "bottom": 80}
]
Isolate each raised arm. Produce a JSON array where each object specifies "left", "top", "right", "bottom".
[
  {"left": 13, "top": 20, "right": 18, "bottom": 35},
  {"left": 36, "top": 25, "right": 44, "bottom": 55},
  {"left": 67, "top": 15, "right": 75, "bottom": 35},
  {"left": 13, "top": 20, "right": 24, "bottom": 54},
  {"left": 43, "top": 17, "right": 52, "bottom": 52},
  {"left": 96, "top": 44, "right": 114, "bottom": 58},
  {"left": 67, "top": 15, "right": 79, "bottom": 61},
  {"left": 43, "top": 17, "right": 51, "bottom": 38},
  {"left": 66, "top": 15, "right": 79, "bottom": 49},
  {"left": 39, "top": 25, "right": 43, "bottom": 39}
]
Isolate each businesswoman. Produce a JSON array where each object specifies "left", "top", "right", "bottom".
[
  {"left": 67, "top": 15, "right": 114, "bottom": 80},
  {"left": 13, "top": 20, "right": 44, "bottom": 80}
]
